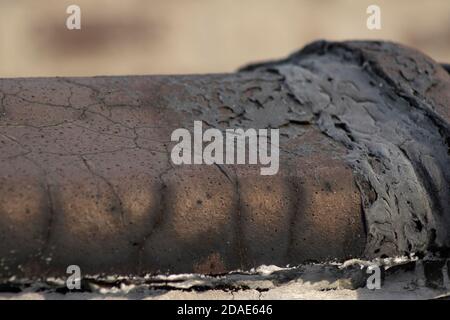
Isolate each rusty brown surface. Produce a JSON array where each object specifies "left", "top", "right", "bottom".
[
  {"left": 0, "top": 72, "right": 366, "bottom": 278},
  {"left": 1, "top": 40, "right": 449, "bottom": 279}
]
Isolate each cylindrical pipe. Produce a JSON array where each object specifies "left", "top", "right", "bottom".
[{"left": 0, "top": 40, "right": 449, "bottom": 279}]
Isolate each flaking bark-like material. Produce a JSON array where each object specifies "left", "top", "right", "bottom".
[{"left": 0, "top": 40, "right": 449, "bottom": 279}]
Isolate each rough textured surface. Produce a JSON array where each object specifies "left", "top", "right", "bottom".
[
  {"left": 0, "top": 40, "right": 449, "bottom": 280},
  {"left": 1, "top": 258, "right": 450, "bottom": 300},
  {"left": 243, "top": 41, "right": 450, "bottom": 258},
  {"left": 0, "top": 62, "right": 365, "bottom": 279}
]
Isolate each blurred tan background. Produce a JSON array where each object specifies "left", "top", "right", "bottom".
[{"left": 0, "top": 0, "right": 449, "bottom": 77}]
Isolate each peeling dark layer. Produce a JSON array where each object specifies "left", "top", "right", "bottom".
[{"left": 243, "top": 41, "right": 450, "bottom": 257}]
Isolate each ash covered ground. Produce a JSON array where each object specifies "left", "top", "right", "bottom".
[{"left": 1, "top": 257, "right": 449, "bottom": 300}]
